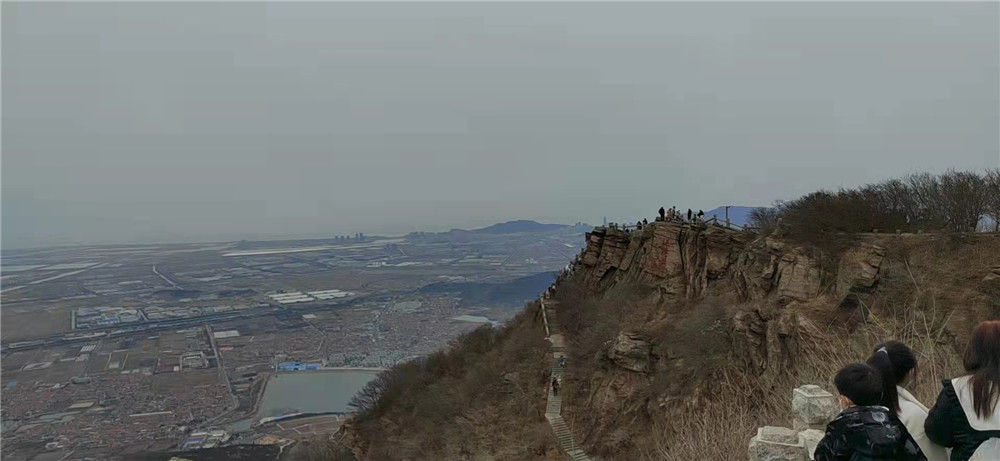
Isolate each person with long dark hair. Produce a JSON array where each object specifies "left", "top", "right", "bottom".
[
  {"left": 926, "top": 320, "right": 1000, "bottom": 460},
  {"left": 867, "top": 341, "right": 948, "bottom": 460}
]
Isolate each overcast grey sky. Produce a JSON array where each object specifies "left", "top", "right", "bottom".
[{"left": 3, "top": 2, "right": 998, "bottom": 248}]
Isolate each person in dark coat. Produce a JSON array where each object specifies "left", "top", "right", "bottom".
[
  {"left": 658, "top": 207, "right": 665, "bottom": 220},
  {"left": 551, "top": 377, "right": 560, "bottom": 396},
  {"left": 925, "top": 320, "right": 1000, "bottom": 461},
  {"left": 642, "top": 218, "right": 648, "bottom": 226},
  {"left": 687, "top": 209, "right": 692, "bottom": 221},
  {"left": 815, "top": 363, "right": 926, "bottom": 461}
]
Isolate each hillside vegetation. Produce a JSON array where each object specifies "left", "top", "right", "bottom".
[
  {"left": 336, "top": 309, "right": 559, "bottom": 460},
  {"left": 315, "top": 171, "right": 998, "bottom": 461},
  {"left": 749, "top": 169, "right": 1000, "bottom": 236}
]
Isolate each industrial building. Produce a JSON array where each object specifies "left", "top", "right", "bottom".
[{"left": 276, "top": 361, "right": 321, "bottom": 372}]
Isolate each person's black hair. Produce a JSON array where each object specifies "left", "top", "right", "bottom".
[
  {"left": 834, "top": 363, "right": 883, "bottom": 406},
  {"left": 866, "top": 341, "right": 918, "bottom": 414}
]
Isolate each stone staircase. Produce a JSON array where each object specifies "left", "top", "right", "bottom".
[{"left": 542, "top": 300, "right": 593, "bottom": 461}]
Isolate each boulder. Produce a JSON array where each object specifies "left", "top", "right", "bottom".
[{"left": 607, "top": 332, "right": 654, "bottom": 373}]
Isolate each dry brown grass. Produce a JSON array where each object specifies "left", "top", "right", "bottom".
[
  {"left": 310, "top": 232, "right": 996, "bottom": 461},
  {"left": 634, "top": 236, "right": 989, "bottom": 461},
  {"left": 633, "top": 311, "right": 965, "bottom": 461},
  {"left": 549, "top": 233, "right": 995, "bottom": 461},
  {"left": 342, "top": 306, "right": 557, "bottom": 460}
]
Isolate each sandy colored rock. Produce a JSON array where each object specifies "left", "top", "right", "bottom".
[
  {"left": 731, "top": 237, "right": 824, "bottom": 302},
  {"left": 607, "top": 332, "right": 654, "bottom": 373},
  {"left": 579, "top": 221, "right": 748, "bottom": 299},
  {"left": 732, "top": 307, "right": 799, "bottom": 376}
]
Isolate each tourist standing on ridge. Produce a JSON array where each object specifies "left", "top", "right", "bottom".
[
  {"left": 814, "top": 363, "right": 926, "bottom": 461},
  {"left": 925, "top": 320, "right": 1000, "bottom": 461},
  {"left": 659, "top": 207, "right": 665, "bottom": 220},
  {"left": 867, "top": 342, "right": 948, "bottom": 460},
  {"left": 642, "top": 218, "right": 648, "bottom": 226},
  {"left": 687, "top": 209, "right": 693, "bottom": 221}
]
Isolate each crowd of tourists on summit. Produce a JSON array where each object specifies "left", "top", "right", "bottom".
[
  {"left": 604, "top": 206, "right": 709, "bottom": 233},
  {"left": 814, "top": 320, "right": 1000, "bottom": 461}
]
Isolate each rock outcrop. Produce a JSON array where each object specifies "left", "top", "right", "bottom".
[
  {"left": 835, "top": 243, "right": 886, "bottom": 308},
  {"left": 731, "top": 307, "right": 800, "bottom": 376},
  {"left": 579, "top": 222, "right": 887, "bottom": 308},
  {"left": 983, "top": 265, "right": 1000, "bottom": 290},
  {"left": 607, "top": 332, "right": 654, "bottom": 374},
  {"left": 580, "top": 223, "right": 750, "bottom": 299},
  {"left": 569, "top": 222, "right": 892, "bottom": 456},
  {"left": 731, "top": 236, "right": 825, "bottom": 303}
]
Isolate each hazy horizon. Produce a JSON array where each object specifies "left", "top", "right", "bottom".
[{"left": 4, "top": 2, "right": 998, "bottom": 249}]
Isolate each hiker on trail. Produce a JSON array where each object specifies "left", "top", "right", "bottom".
[
  {"left": 687, "top": 209, "right": 693, "bottom": 221},
  {"left": 867, "top": 342, "right": 948, "bottom": 460},
  {"left": 642, "top": 218, "right": 648, "bottom": 226},
  {"left": 658, "top": 207, "right": 666, "bottom": 220},
  {"left": 558, "top": 357, "right": 566, "bottom": 368},
  {"left": 925, "top": 320, "right": 1000, "bottom": 461},
  {"left": 552, "top": 377, "right": 560, "bottom": 396},
  {"left": 814, "top": 363, "right": 926, "bottom": 461}
]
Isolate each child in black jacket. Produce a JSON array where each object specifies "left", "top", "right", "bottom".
[{"left": 815, "top": 363, "right": 926, "bottom": 461}]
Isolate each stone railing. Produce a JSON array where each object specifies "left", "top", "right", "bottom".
[{"left": 748, "top": 385, "right": 837, "bottom": 461}]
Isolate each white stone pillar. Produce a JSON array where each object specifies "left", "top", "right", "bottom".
[
  {"left": 797, "top": 429, "right": 824, "bottom": 460},
  {"left": 791, "top": 385, "right": 837, "bottom": 431},
  {"left": 748, "top": 426, "right": 806, "bottom": 461}
]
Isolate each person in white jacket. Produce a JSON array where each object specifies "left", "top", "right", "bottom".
[{"left": 867, "top": 341, "right": 949, "bottom": 461}]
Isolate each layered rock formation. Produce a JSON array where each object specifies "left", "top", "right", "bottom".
[
  {"left": 576, "top": 222, "right": 887, "bottom": 382},
  {"left": 580, "top": 223, "right": 751, "bottom": 299}
]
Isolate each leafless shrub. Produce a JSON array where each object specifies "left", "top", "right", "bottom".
[{"left": 754, "top": 171, "right": 996, "bottom": 247}]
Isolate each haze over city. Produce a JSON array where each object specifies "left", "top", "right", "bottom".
[{"left": 4, "top": 2, "right": 998, "bottom": 249}]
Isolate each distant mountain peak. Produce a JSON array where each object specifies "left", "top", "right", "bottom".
[
  {"left": 703, "top": 206, "right": 765, "bottom": 227},
  {"left": 472, "top": 220, "right": 568, "bottom": 234}
]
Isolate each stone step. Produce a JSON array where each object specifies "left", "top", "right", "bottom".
[{"left": 542, "top": 301, "right": 595, "bottom": 461}]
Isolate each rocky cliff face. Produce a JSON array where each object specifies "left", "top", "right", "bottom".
[
  {"left": 580, "top": 223, "right": 753, "bottom": 299},
  {"left": 566, "top": 223, "right": 896, "bottom": 456}
]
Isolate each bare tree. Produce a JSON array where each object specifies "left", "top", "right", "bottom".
[
  {"left": 747, "top": 206, "right": 781, "bottom": 234},
  {"left": 939, "top": 170, "right": 990, "bottom": 232},
  {"left": 985, "top": 168, "right": 1000, "bottom": 232}
]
